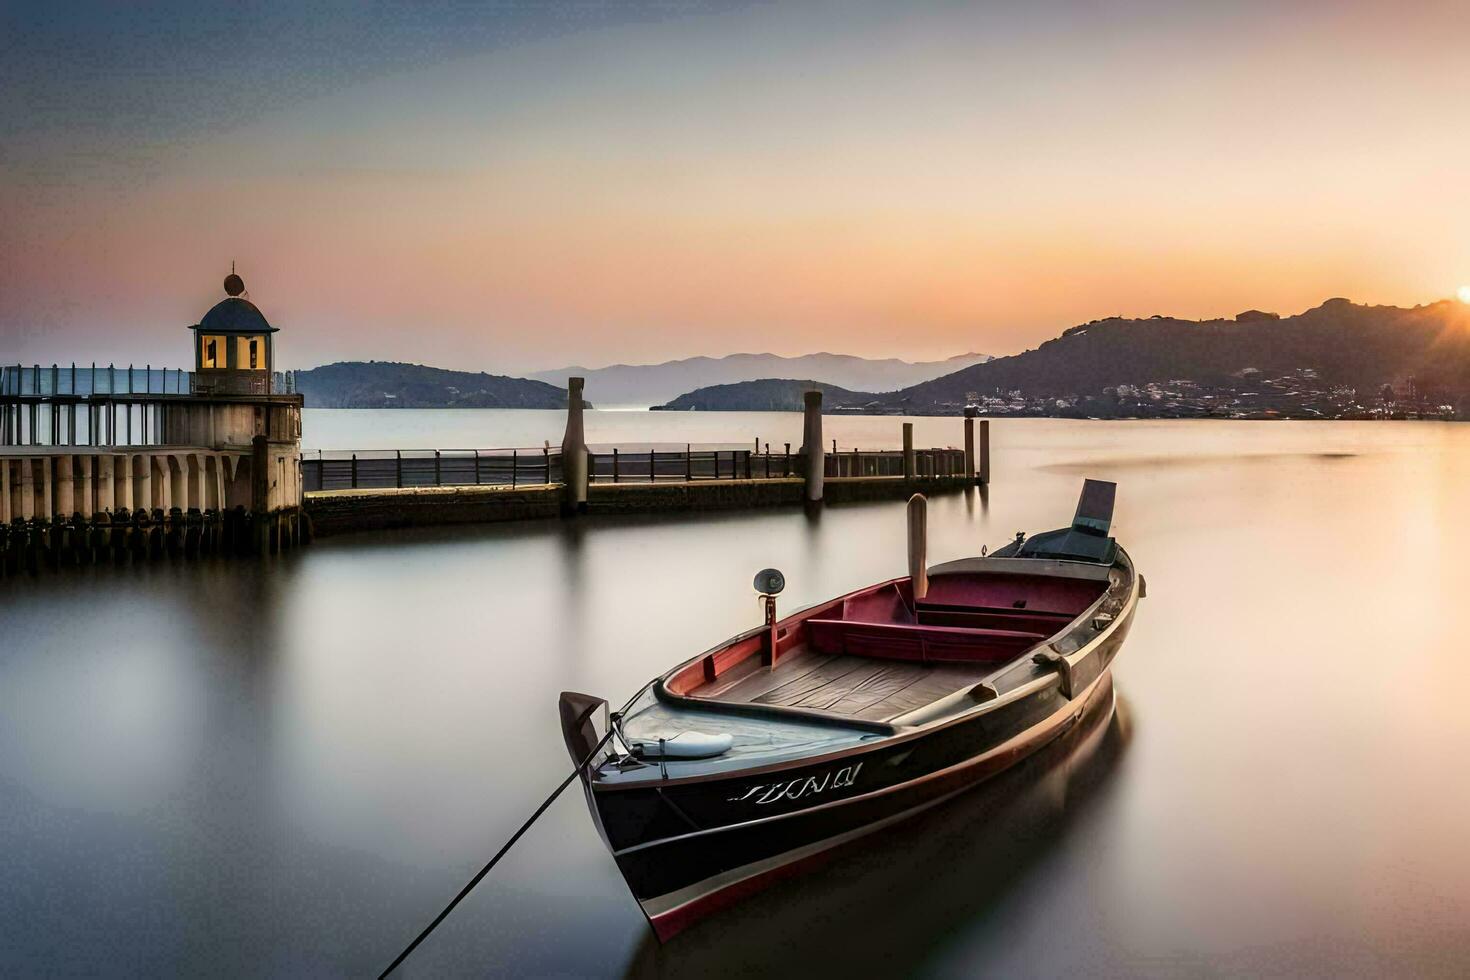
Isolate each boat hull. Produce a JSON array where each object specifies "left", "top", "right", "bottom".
[{"left": 596, "top": 666, "right": 1117, "bottom": 941}]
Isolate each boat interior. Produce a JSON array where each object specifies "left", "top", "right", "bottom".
[{"left": 664, "top": 570, "right": 1108, "bottom": 725}]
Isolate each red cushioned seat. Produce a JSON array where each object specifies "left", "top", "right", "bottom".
[{"left": 805, "top": 618, "right": 1045, "bottom": 663}]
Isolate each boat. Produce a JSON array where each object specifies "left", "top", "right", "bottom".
[{"left": 558, "top": 479, "right": 1143, "bottom": 941}]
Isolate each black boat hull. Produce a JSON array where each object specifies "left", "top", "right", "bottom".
[{"left": 591, "top": 666, "right": 1117, "bottom": 940}]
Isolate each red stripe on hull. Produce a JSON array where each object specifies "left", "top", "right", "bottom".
[{"left": 649, "top": 841, "right": 848, "bottom": 941}]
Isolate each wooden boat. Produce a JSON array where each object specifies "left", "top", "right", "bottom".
[{"left": 559, "top": 479, "right": 1143, "bottom": 941}]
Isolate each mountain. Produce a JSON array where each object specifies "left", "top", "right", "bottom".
[
  {"left": 527, "top": 352, "right": 991, "bottom": 408},
  {"left": 648, "top": 300, "right": 1470, "bottom": 418},
  {"left": 295, "top": 361, "right": 572, "bottom": 409},
  {"left": 886, "top": 299, "right": 1470, "bottom": 413},
  {"left": 657, "top": 379, "right": 874, "bottom": 412}
]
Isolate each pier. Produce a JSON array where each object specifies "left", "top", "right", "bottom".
[
  {"left": 303, "top": 389, "right": 989, "bottom": 536},
  {"left": 0, "top": 272, "right": 305, "bottom": 573},
  {"left": 3, "top": 276, "right": 993, "bottom": 569}
]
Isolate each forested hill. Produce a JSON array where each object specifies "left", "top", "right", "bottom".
[
  {"left": 295, "top": 361, "right": 572, "bottom": 409},
  {"left": 886, "top": 299, "right": 1470, "bottom": 411},
  {"left": 657, "top": 379, "right": 872, "bottom": 412}
]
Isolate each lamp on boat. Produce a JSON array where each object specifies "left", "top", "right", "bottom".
[
  {"left": 754, "top": 568, "right": 784, "bottom": 668},
  {"left": 754, "top": 568, "right": 785, "bottom": 596}
]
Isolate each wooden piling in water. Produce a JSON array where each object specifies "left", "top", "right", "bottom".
[
  {"left": 979, "top": 419, "right": 991, "bottom": 484},
  {"left": 560, "top": 377, "right": 588, "bottom": 515},
  {"left": 803, "top": 390, "right": 824, "bottom": 505},
  {"left": 963, "top": 408, "right": 976, "bottom": 477}
]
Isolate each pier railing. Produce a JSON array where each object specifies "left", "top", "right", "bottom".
[
  {"left": 3, "top": 398, "right": 170, "bottom": 447},
  {"left": 300, "top": 445, "right": 968, "bottom": 492},
  {"left": 1, "top": 364, "right": 298, "bottom": 398},
  {"left": 2, "top": 364, "right": 299, "bottom": 447},
  {"left": 2, "top": 364, "right": 190, "bottom": 397},
  {"left": 301, "top": 448, "right": 563, "bottom": 492}
]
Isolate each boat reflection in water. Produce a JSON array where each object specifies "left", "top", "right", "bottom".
[{"left": 622, "top": 683, "right": 1132, "bottom": 978}]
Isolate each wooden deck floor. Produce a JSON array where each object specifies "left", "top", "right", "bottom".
[{"left": 688, "top": 647, "right": 995, "bottom": 723}]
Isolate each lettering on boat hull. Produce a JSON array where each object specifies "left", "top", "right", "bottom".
[{"left": 726, "top": 763, "right": 864, "bottom": 806}]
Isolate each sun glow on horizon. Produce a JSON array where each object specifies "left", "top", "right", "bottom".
[{"left": 6, "top": 2, "right": 1470, "bottom": 369}]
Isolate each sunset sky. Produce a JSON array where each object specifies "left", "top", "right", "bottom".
[{"left": 3, "top": 0, "right": 1468, "bottom": 373}]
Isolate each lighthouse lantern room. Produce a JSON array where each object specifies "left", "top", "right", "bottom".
[{"left": 189, "top": 268, "right": 279, "bottom": 396}]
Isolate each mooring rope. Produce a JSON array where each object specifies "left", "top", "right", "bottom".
[{"left": 378, "top": 728, "right": 614, "bottom": 979}]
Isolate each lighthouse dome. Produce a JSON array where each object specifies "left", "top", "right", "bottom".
[{"left": 194, "top": 297, "right": 278, "bottom": 334}]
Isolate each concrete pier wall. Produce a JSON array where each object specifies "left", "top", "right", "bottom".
[
  {"left": 304, "top": 473, "right": 983, "bottom": 537},
  {"left": 0, "top": 446, "right": 305, "bottom": 574},
  {"left": 1, "top": 448, "right": 250, "bottom": 522}
]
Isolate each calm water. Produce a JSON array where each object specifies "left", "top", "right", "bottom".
[{"left": 4, "top": 414, "right": 1470, "bottom": 977}]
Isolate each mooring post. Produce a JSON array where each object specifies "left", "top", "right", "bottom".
[
  {"left": 560, "top": 377, "right": 588, "bottom": 514},
  {"left": 963, "top": 407, "right": 976, "bottom": 478},
  {"left": 979, "top": 419, "right": 990, "bottom": 484},
  {"left": 803, "top": 389, "right": 824, "bottom": 504},
  {"left": 908, "top": 493, "right": 928, "bottom": 600},
  {"left": 902, "top": 422, "right": 915, "bottom": 480}
]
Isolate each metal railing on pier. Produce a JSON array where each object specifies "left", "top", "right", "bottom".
[
  {"left": 2, "top": 398, "right": 169, "bottom": 448},
  {"left": 0, "top": 364, "right": 297, "bottom": 399},
  {"left": 1, "top": 364, "right": 189, "bottom": 397},
  {"left": 300, "top": 444, "right": 968, "bottom": 492},
  {"left": 301, "top": 448, "right": 563, "bottom": 492},
  {"left": 1, "top": 364, "right": 299, "bottom": 448},
  {"left": 822, "top": 447, "right": 965, "bottom": 478}
]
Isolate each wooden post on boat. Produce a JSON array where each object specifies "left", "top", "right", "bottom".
[
  {"left": 907, "top": 493, "right": 928, "bottom": 600},
  {"left": 561, "top": 377, "right": 588, "bottom": 515},
  {"left": 902, "top": 422, "right": 915, "bottom": 480},
  {"left": 802, "top": 389, "right": 824, "bottom": 505},
  {"left": 754, "top": 567, "right": 786, "bottom": 668},
  {"left": 763, "top": 593, "right": 778, "bottom": 667},
  {"left": 978, "top": 419, "right": 990, "bottom": 484},
  {"left": 963, "top": 407, "right": 976, "bottom": 478}
]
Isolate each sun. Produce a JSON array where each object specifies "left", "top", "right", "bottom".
[{"left": 1459, "top": 285, "right": 1470, "bottom": 304}]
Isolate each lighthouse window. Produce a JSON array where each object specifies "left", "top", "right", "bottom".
[
  {"left": 201, "top": 335, "right": 226, "bottom": 369},
  {"left": 236, "top": 335, "right": 263, "bottom": 370}
]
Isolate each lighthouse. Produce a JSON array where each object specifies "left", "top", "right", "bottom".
[
  {"left": 0, "top": 266, "right": 306, "bottom": 562},
  {"left": 189, "top": 268, "right": 279, "bottom": 396}
]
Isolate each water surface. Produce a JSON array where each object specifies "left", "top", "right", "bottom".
[{"left": 3, "top": 417, "right": 1469, "bottom": 976}]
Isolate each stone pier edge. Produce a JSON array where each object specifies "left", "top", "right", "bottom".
[{"left": 303, "top": 475, "right": 984, "bottom": 538}]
